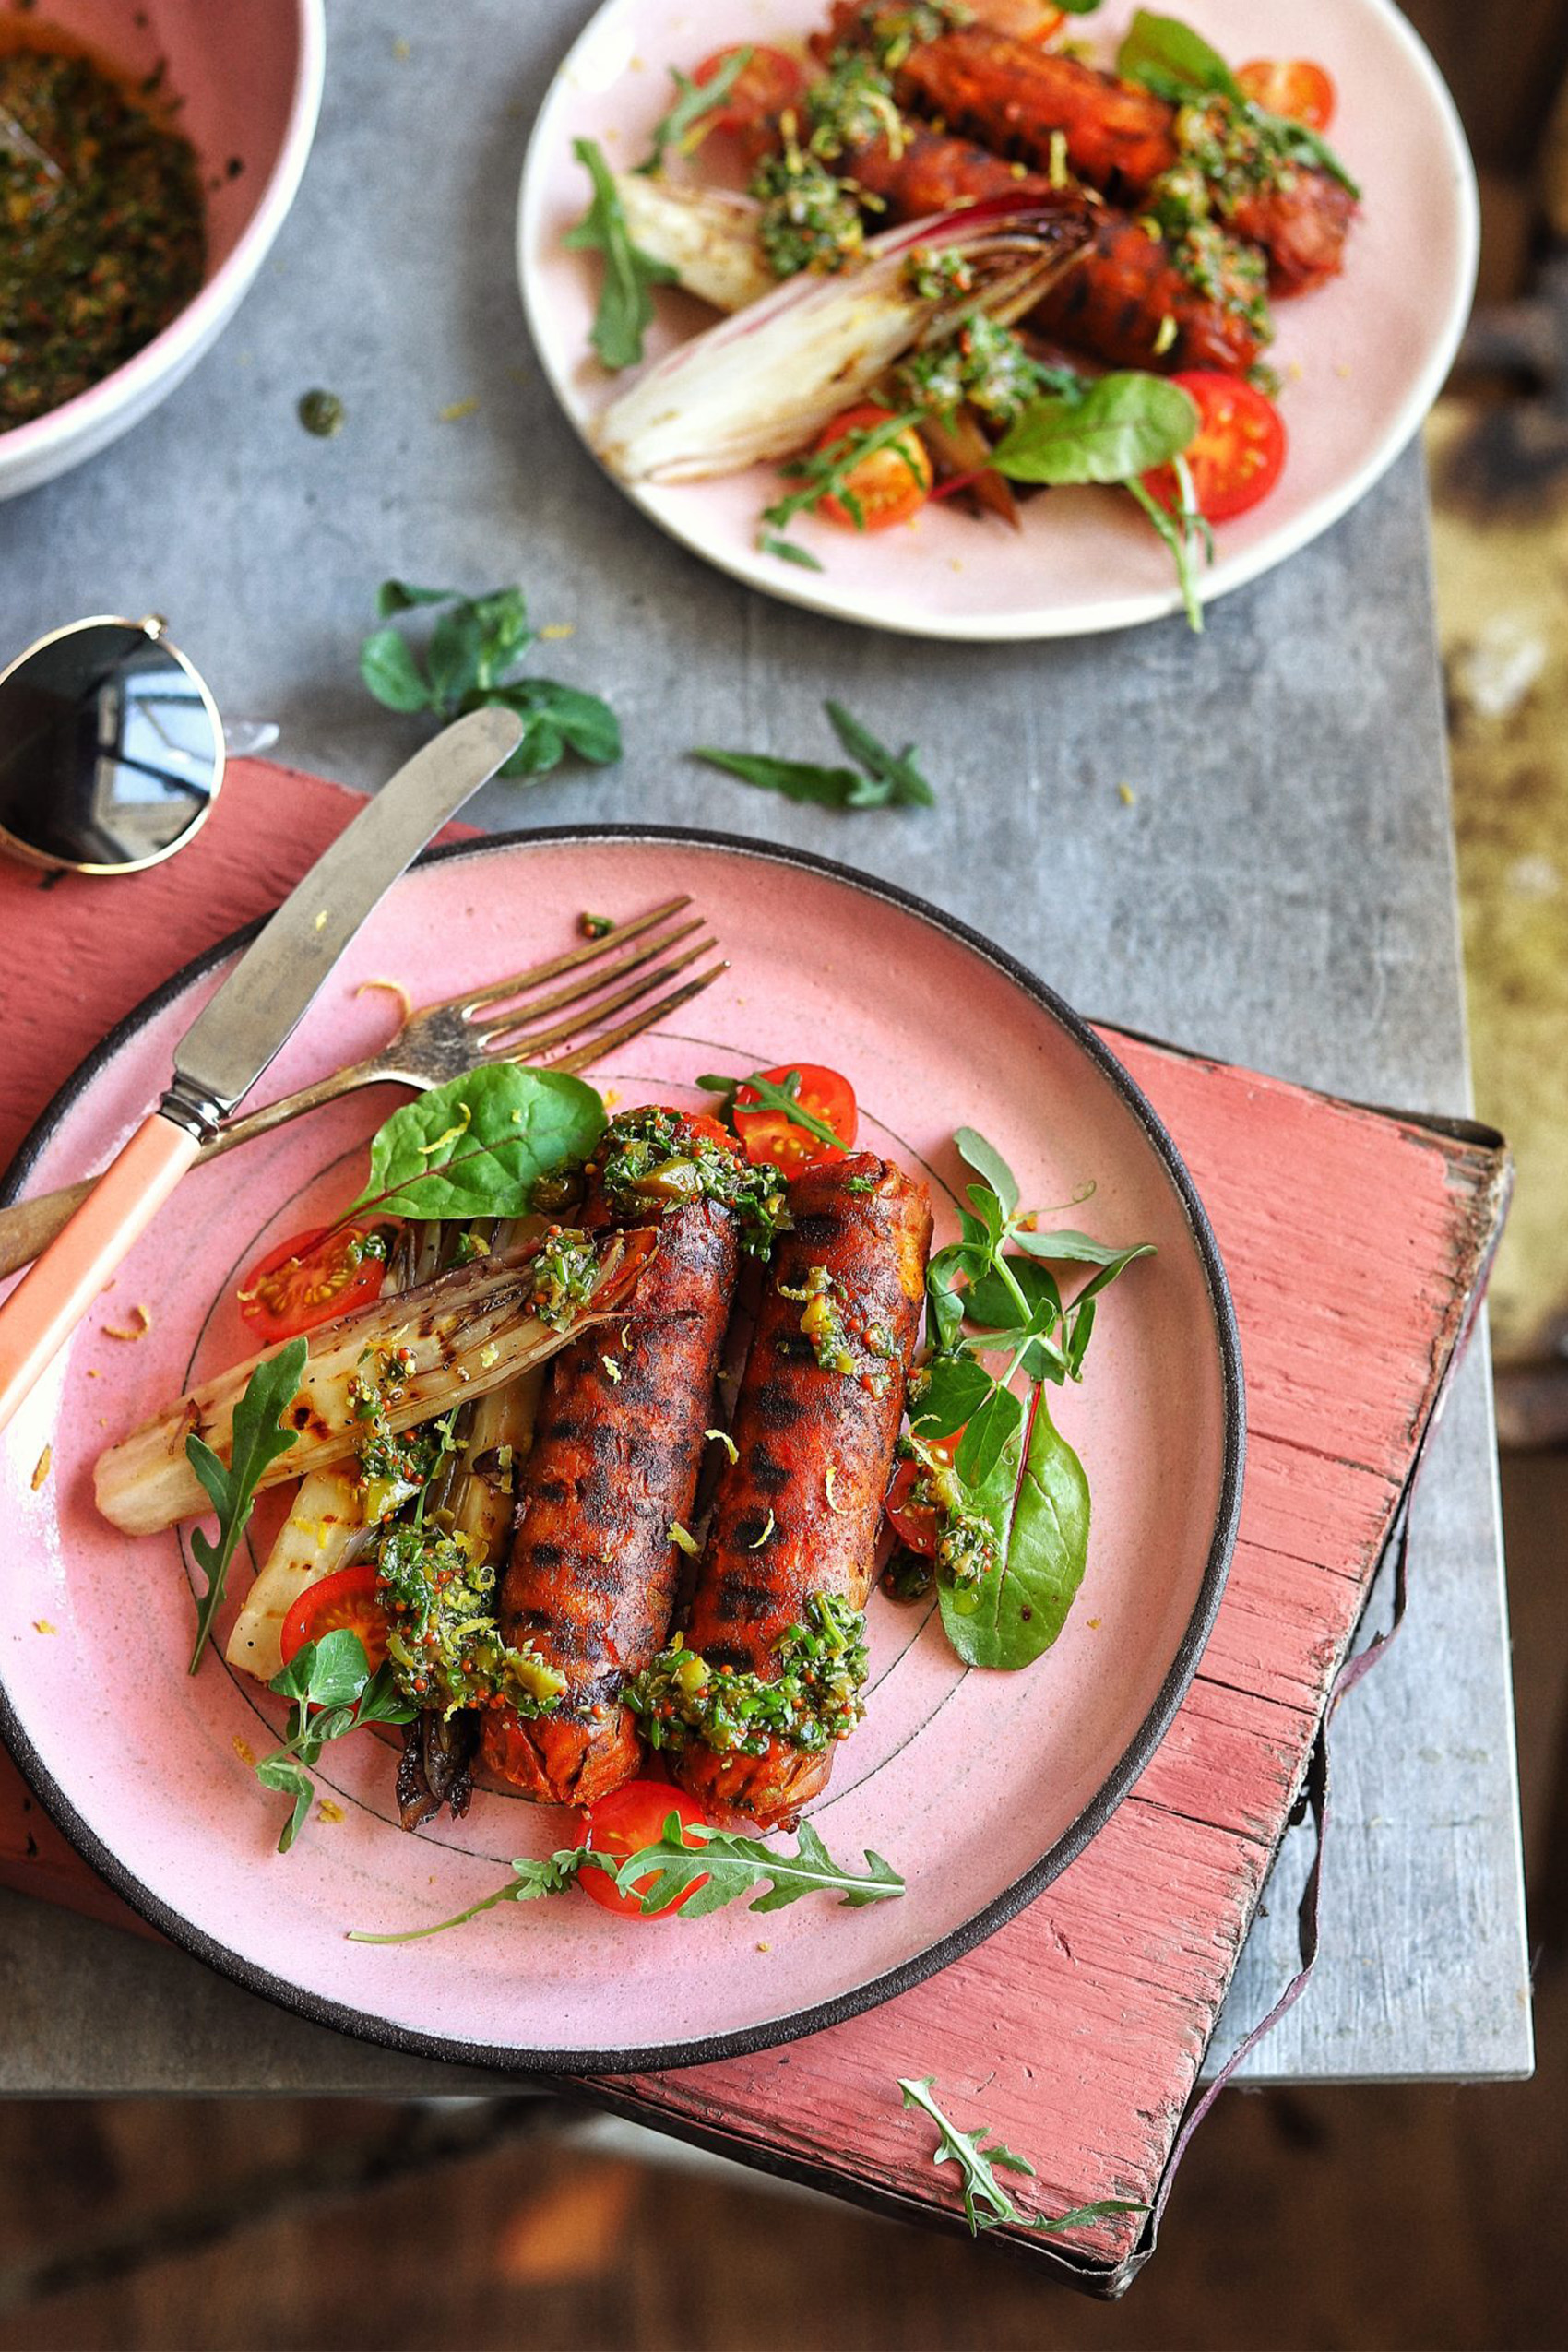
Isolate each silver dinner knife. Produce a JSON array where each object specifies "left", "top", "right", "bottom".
[{"left": 0, "top": 704, "right": 523, "bottom": 1432}]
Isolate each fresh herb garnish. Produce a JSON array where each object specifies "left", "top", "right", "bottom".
[
  {"left": 564, "top": 134, "right": 679, "bottom": 369},
  {"left": 897, "top": 2078, "right": 1146, "bottom": 2240},
  {"left": 760, "top": 406, "right": 927, "bottom": 546},
  {"left": 694, "top": 699, "right": 935, "bottom": 812},
  {"left": 696, "top": 1067, "right": 844, "bottom": 1151},
  {"left": 185, "top": 1338, "right": 309, "bottom": 1675},
  {"left": 597, "top": 1104, "right": 789, "bottom": 1258},
  {"left": 375, "top": 1522, "right": 568, "bottom": 1716},
  {"left": 991, "top": 374, "right": 1212, "bottom": 629},
  {"left": 360, "top": 579, "right": 622, "bottom": 778},
  {"left": 636, "top": 46, "right": 754, "bottom": 176},
  {"left": 625, "top": 1594, "right": 870, "bottom": 1758},
  {"left": 349, "top": 1810, "right": 902, "bottom": 1941},
  {"left": 909, "top": 1129, "right": 1154, "bottom": 1670},
  {"left": 349, "top": 1066, "right": 606, "bottom": 1223},
  {"left": 255, "top": 1629, "right": 418, "bottom": 1853},
  {"left": 1116, "top": 10, "right": 1360, "bottom": 197}
]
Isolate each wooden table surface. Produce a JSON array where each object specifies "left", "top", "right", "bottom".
[{"left": 0, "top": 0, "right": 1531, "bottom": 2097}]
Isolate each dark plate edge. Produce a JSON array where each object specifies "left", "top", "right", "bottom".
[{"left": 0, "top": 821, "right": 1247, "bottom": 2078}]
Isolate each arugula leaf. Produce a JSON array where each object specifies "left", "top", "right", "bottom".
[
  {"left": 898, "top": 2077, "right": 1146, "bottom": 2239},
  {"left": 760, "top": 406, "right": 927, "bottom": 548},
  {"left": 761, "top": 532, "right": 826, "bottom": 572},
  {"left": 347, "top": 1813, "right": 902, "bottom": 1940},
  {"left": 696, "top": 1067, "right": 845, "bottom": 1152},
  {"left": 825, "top": 702, "right": 935, "bottom": 808},
  {"left": 618, "top": 1814, "right": 904, "bottom": 1916},
  {"left": 636, "top": 45, "right": 754, "bottom": 176},
  {"left": 694, "top": 699, "right": 937, "bottom": 814},
  {"left": 992, "top": 374, "right": 1199, "bottom": 487},
  {"left": 185, "top": 1338, "right": 309, "bottom": 1674},
  {"left": 350, "top": 1064, "right": 606, "bottom": 1222},
  {"left": 255, "top": 1631, "right": 419, "bottom": 1853},
  {"left": 564, "top": 135, "right": 679, "bottom": 371},
  {"left": 361, "top": 580, "right": 620, "bottom": 778}
]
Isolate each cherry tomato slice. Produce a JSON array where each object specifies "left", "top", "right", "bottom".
[
  {"left": 884, "top": 1430, "right": 963, "bottom": 1557},
  {"left": 1142, "top": 371, "right": 1287, "bottom": 526},
  {"left": 279, "top": 1562, "right": 390, "bottom": 1671},
  {"left": 814, "top": 403, "right": 933, "bottom": 533},
  {"left": 971, "top": 0, "right": 1065, "bottom": 42},
  {"left": 237, "top": 1222, "right": 392, "bottom": 1343},
  {"left": 578, "top": 1779, "right": 712, "bottom": 1918},
  {"left": 733, "top": 1063, "right": 857, "bottom": 1174},
  {"left": 1236, "top": 58, "right": 1336, "bottom": 132},
  {"left": 692, "top": 44, "right": 802, "bottom": 137}
]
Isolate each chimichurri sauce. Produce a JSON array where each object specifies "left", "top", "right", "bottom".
[{"left": 0, "top": 45, "right": 206, "bottom": 430}]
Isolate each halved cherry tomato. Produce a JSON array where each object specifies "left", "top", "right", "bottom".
[
  {"left": 972, "top": 0, "right": 1065, "bottom": 42},
  {"left": 733, "top": 1063, "right": 857, "bottom": 1174},
  {"left": 1141, "top": 372, "right": 1287, "bottom": 526},
  {"left": 578, "top": 1778, "right": 712, "bottom": 1919},
  {"left": 884, "top": 1430, "right": 963, "bottom": 1557},
  {"left": 279, "top": 1562, "right": 390, "bottom": 1671},
  {"left": 693, "top": 44, "right": 803, "bottom": 137},
  {"left": 237, "top": 1222, "right": 392, "bottom": 1343},
  {"left": 1236, "top": 58, "right": 1336, "bottom": 133},
  {"left": 815, "top": 403, "right": 933, "bottom": 532}
]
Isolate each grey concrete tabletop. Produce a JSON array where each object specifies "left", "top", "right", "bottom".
[{"left": 0, "top": 0, "right": 1531, "bottom": 2097}]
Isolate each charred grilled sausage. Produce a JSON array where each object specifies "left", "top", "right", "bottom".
[
  {"left": 668, "top": 1157, "right": 932, "bottom": 1830},
  {"left": 849, "top": 133, "right": 1261, "bottom": 375},
  {"left": 481, "top": 1116, "right": 754, "bottom": 1808},
  {"left": 897, "top": 28, "right": 1353, "bottom": 293}
]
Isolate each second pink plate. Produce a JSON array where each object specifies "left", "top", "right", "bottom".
[
  {"left": 517, "top": 0, "right": 1477, "bottom": 639},
  {"left": 0, "top": 832, "right": 1242, "bottom": 2071}
]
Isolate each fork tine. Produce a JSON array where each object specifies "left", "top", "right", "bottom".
[
  {"left": 432, "top": 896, "right": 695, "bottom": 1017},
  {"left": 467, "top": 916, "right": 707, "bottom": 1036},
  {"left": 481, "top": 938, "right": 718, "bottom": 1058},
  {"left": 542, "top": 962, "right": 731, "bottom": 1076}
]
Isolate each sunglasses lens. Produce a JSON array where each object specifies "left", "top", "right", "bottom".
[{"left": 0, "top": 622, "right": 221, "bottom": 874}]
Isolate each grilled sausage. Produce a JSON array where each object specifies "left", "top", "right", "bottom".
[
  {"left": 481, "top": 1170, "right": 742, "bottom": 1809},
  {"left": 673, "top": 1156, "right": 932, "bottom": 1829},
  {"left": 897, "top": 28, "right": 1353, "bottom": 293},
  {"left": 849, "top": 133, "right": 1261, "bottom": 374}
]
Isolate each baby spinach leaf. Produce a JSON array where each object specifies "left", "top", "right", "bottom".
[
  {"left": 350, "top": 1064, "right": 606, "bottom": 1222},
  {"left": 564, "top": 135, "right": 679, "bottom": 371},
  {"left": 962, "top": 1393, "right": 1091, "bottom": 1670},
  {"left": 185, "top": 1337, "right": 309, "bottom": 1674},
  {"left": 992, "top": 373, "right": 1200, "bottom": 487},
  {"left": 1116, "top": 8, "right": 1241, "bottom": 101}
]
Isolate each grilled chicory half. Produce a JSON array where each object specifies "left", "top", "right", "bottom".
[
  {"left": 94, "top": 1227, "right": 657, "bottom": 1538},
  {"left": 591, "top": 195, "right": 1091, "bottom": 485}
]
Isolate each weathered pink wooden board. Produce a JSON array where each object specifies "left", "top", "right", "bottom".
[{"left": 0, "top": 765, "right": 1508, "bottom": 2273}]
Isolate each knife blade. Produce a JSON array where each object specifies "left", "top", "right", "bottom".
[{"left": 0, "top": 704, "right": 523, "bottom": 1433}]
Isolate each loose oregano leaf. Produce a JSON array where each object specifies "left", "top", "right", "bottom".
[
  {"left": 185, "top": 1337, "right": 310, "bottom": 1674},
  {"left": 349, "top": 1064, "right": 606, "bottom": 1222}
]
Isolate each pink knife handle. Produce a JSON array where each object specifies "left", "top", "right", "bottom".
[{"left": 0, "top": 1112, "right": 200, "bottom": 1433}]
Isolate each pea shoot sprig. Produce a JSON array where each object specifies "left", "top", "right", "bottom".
[
  {"left": 255, "top": 1629, "right": 417, "bottom": 1854},
  {"left": 350, "top": 1812, "right": 903, "bottom": 1941},
  {"left": 912, "top": 1130, "right": 1155, "bottom": 1672},
  {"left": 898, "top": 2077, "right": 1146, "bottom": 2241}
]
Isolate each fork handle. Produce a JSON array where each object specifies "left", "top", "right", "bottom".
[{"left": 0, "top": 1054, "right": 404, "bottom": 1282}]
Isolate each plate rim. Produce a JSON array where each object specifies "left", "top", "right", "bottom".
[
  {"left": 516, "top": 0, "right": 1479, "bottom": 643},
  {"left": 0, "top": 824, "right": 1246, "bottom": 2073}
]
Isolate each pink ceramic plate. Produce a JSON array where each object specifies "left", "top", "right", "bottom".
[
  {"left": 0, "top": 833, "right": 1242, "bottom": 2071},
  {"left": 517, "top": 0, "right": 1477, "bottom": 639}
]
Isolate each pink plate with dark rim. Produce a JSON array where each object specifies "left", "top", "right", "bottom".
[
  {"left": 0, "top": 832, "right": 1242, "bottom": 2072},
  {"left": 517, "top": 0, "right": 1477, "bottom": 640}
]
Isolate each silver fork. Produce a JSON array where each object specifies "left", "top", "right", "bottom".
[{"left": 0, "top": 897, "right": 726, "bottom": 1278}]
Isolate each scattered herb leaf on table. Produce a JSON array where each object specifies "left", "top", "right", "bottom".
[
  {"left": 695, "top": 700, "right": 935, "bottom": 811},
  {"left": 897, "top": 2077, "right": 1146, "bottom": 2239}
]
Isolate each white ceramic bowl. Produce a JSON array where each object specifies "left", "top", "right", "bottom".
[{"left": 0, "top": 0, "right": 326, "bottom": 502}]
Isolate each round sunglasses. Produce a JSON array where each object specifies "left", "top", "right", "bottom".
[{"left": 0, "top": 614, "right": 233, "bottom": 878}]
